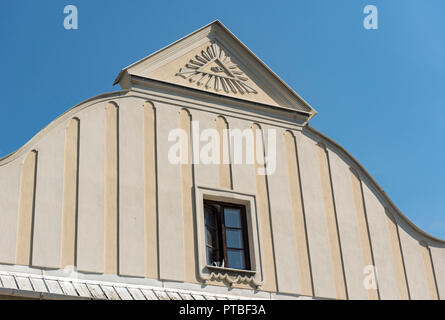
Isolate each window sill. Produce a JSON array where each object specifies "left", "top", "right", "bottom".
[
  {"left": 204, "top": 265, "right": 261, "bottom": 288},
  {"left": 206, "top": 265, "right": 256, "bottom": 275}
]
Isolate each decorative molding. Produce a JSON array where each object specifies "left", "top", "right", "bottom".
[
  {"left": 204, "top": 266, "right": 263, "bottom": 289},
  {"left": 176, "top": 42, "right": 258, "bottom": 95}
]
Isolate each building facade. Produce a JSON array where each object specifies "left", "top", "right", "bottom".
[{"left": 0, "top": 21, "right": 443, "bottom": 300}]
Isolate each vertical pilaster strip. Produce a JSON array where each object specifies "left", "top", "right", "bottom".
[
  {"left": 317, "top": 144, "right": 347, "bottom": 299},
  {"left": 385, "top": 211, "right": 410, "bottom": 299},
  {"left": 60, "top": 118, "right": 80, "bottom": 268},
  {"left": 216, "top": 116, "right": 232, "bottom": 189},
  {"left": 104, "top": 102, "right": 118, "bottom": 275},
  {"left": 284, "top": 131, "right": 313, "bottom": 296},
  {"left": 157, "top": 104, "right": 184, "bottom": 281},
  {"left": 16, "top": 150, "right": 38, "bottom": 265},
  {"left": 419, "top": 241, "right": 439, "bottom": 300},
  {"left": 350, "top": 169, "right": 379, "bottom": 300},
  {"left": 252, "top": 124, "right": 277, "bottom": 292},
  {"left": 143, "top": 102, "right": 158, "bottom": 279},
  {"left": 180, "top": 109, "right": 197, "bottom": 283}
]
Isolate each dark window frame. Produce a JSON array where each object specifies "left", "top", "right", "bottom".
[{"left": 203, "top": 199, "right": 251, "bottom": 270}]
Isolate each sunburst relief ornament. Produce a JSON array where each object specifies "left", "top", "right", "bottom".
[{"left": 176, "top": 42, "right": 257, "bottom": 95}]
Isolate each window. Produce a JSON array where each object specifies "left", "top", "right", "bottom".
[
  {"left": 195, "top": 186, "right": 263, "bottom": 286},
  {"left": 204, "top": 200, "right": 250, "bottom": 270}
]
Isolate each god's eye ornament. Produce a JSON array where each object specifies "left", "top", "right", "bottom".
[{"left": 176, "top": 42, "right": 258, "bottom": 95}]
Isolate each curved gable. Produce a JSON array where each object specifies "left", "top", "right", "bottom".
[{"left": 0, "top": 22, "right": 443, "bottom": 300}]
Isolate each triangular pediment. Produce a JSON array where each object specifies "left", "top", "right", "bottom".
[{"left": 114, "top": 21, "right": 316, "bottom": 118}]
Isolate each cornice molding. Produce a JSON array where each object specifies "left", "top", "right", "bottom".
[{"left": 129, "top": 75, "right": 311, "bottom": 124}]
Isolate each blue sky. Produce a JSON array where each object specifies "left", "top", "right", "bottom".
[{"left": 1, "top": 0, "right": 444, "bottom": 238}]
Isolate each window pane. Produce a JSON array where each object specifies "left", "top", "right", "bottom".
[
  {"left": 204, "top": 206, "right": 216, "bottom": 227},
  {"left": 227, "top": 249, "right": 245, "bottom": 270},
  {"left": 205, "top": 227, "right": 217, "bottom": 248},
  {"left": 225, "top": 228, "right": 243, "bottom": 249},
  {"left": 206, "top": 247, "right": 221, "bottom": 266},
  {"left": 206, "top": 247, "right": 214, "bottom": 265},
  {"left": 224, "top": 208, "right": 241, "bottom": 228}
]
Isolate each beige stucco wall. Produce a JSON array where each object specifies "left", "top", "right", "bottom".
[{"left": 0, "top": 88, "right": 443, "bottom": 300}]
